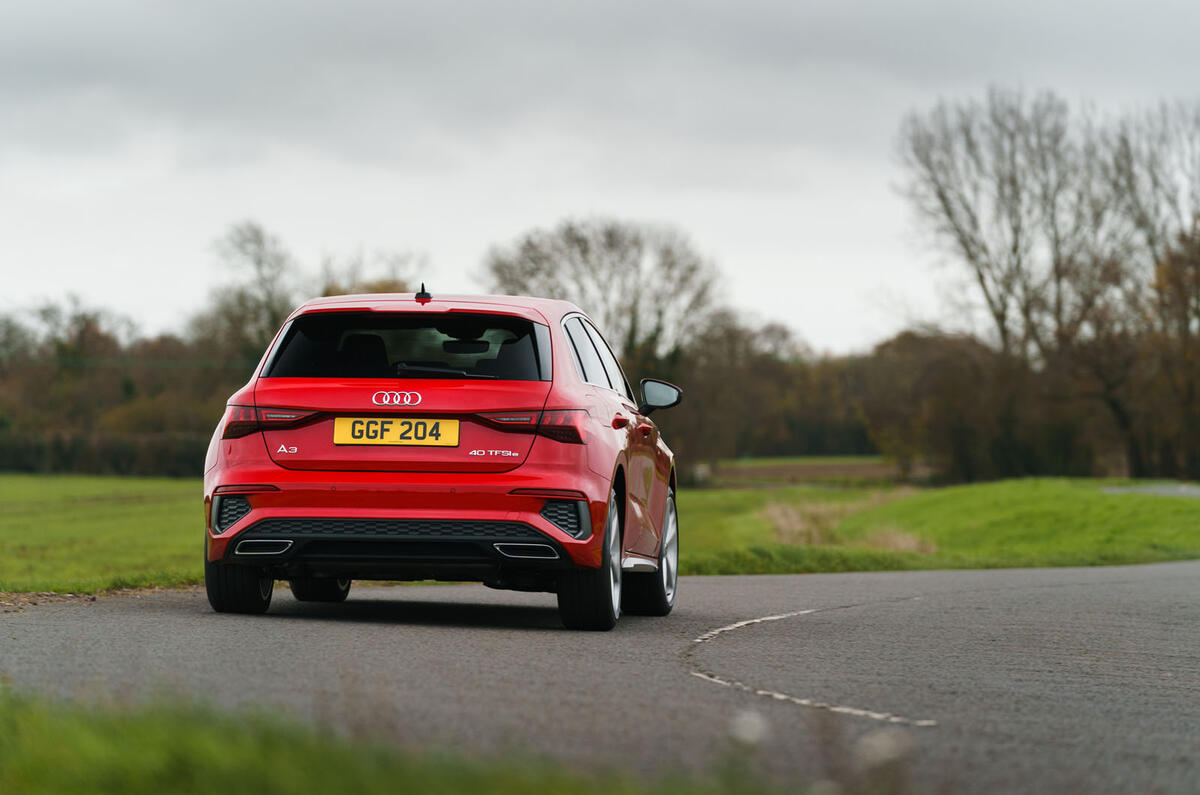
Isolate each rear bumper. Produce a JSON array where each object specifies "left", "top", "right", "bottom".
[
  {"left": 223, "top": 517, "right": 574, "bottom": 585},
  {"left": 203, "top": 464, "right": 611, "bottom": 571}
]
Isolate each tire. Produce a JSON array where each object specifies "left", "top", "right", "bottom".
[
  {"left": 557, "top": 490, "right": 623, "bottom": 631},
  {"left": 205, "top": 557, "right": 274, "bottom": 614},
  {"left": 623, "top": 488, "right": 679, "bottom": 616},
  {"left": 289, "top": 577, "right": 352, "bottom": 603}
]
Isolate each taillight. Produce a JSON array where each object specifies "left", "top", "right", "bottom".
[
  {"left": 222, "top": 406, "right": 259, "bottom": 439},
  {"left": 221, "top": 405, "right": 318, "bottom": 439},
  {"left": 477, "top": 409, "right": 589, "bottom": 444},
  {"left": 536, "top": 410, "right": 588, "bottom": 444}
]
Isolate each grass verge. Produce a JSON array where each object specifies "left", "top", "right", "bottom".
[
  {"left": 678, "top": 484, "right": 922, "bottom": 574},
  {"left": 0, "top": 691, "right": 777, "bottom": 795}
]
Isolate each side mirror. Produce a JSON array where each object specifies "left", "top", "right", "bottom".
[{"left": 639, "top": 378, "right": 683, "bottom": 415}]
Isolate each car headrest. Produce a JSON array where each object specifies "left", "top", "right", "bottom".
[
  {"left": 339, "top": 333, "right": 390, "bottom": 377},
  {"left": 491, "top": 336, "right": 538, "bottom": 380}
]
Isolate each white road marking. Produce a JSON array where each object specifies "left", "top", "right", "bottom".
[
  {"left": 693, "top": 610, "right": 817, "bottom": 643},
  {"left": 688, "top": 608, "right": 939, "bottom": 728}
]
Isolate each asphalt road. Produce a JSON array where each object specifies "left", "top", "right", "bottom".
[{"left": 4, "top": 562, "right": 1198, "bottom": 793}]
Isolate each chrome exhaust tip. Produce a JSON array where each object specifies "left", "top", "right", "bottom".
[
  {"left": 493, "top": 542, "right": 559, "bottom": 560},
  {"left": 235, "top": 539, "right": 293, "bottom": 556}
]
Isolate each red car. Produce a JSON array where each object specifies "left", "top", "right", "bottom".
[{"left": 203, "top": 291, "right": 682, "bottom": 630}]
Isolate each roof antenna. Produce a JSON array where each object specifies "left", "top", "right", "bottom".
[{"left": 415, "top": 282, "right": 432, "bottom": 303}]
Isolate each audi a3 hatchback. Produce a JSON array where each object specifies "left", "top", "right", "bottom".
[{"left": 203, "top": 292, "right": 682, "bottom": 630}]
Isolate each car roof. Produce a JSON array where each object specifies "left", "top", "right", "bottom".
[{"left": 289, "top": 293, "right": 583, "bottom": 325}]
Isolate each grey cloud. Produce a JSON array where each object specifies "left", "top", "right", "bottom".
[
  {"left": 3, "top": 1, "right": 1200, "bottom": 175},
  {"left": 6, "top": 0, "right": 1200, "bottom": 350}
]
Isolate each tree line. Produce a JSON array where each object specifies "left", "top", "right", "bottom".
[
  {"left": 0, "top": 218, "right": 871, "bottom": 478},
  {"left": 881, "top": 88, "right": 1200, "bottom": 480},
  {"left": 0, "top": 224, "right": 417, "bottom": 476}
]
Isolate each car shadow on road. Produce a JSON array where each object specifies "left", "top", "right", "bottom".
[{"left": 265, "top": 597, "right": 567, "bottom": 631}]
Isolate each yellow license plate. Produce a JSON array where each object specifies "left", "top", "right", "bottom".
[{"left": 333, "top": 417, "right": 459, "bottom": 446}]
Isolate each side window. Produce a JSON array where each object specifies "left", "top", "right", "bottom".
[
  {"left": 564, "top": 317, "right": 611, "bottom": 389},
  {"left": 563, "top": 324, "right": 587, "bottom": 381},
  {"left": 582, "top": 320, "right": 634, "bottom": 401}
]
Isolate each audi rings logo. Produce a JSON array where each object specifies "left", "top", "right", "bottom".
[{"left": 372, "top": 391, "right": 422, "bottom": 406}]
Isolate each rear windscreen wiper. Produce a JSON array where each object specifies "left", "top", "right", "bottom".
[{"left": 394, "top": 363, "right": 497, "bottom": 379}]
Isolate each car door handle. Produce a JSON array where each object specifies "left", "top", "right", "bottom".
[
  {"left": 636, "top": 422, "right": 654, "bottom": 436},
  {"left": 612, "top": 415, "right": 630, "bottom": 429}
]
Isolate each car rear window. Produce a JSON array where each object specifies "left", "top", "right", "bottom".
[{"left": 264, "top": 311, "right": 552, "bottom": 381}]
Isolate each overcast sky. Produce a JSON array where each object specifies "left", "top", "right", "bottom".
[{"left": 4, "top": 1, "right": 1199, "bottom": 352}]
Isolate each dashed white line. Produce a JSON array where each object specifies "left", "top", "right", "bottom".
[{"left": 687, "top": 607, "right": 939, "bottom": 728}]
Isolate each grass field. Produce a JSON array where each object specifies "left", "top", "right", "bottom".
[
  {"left": 0, "top": 691, "right": 778, "bottom": 795},
  {"left": 2, "top": 471, "right": 1199, "bottom": 593},
  {"left": 0, "top": 474, "right": 198, "bottom": 592},
  {"left": 680, "top": 477, "right": 1200, "bottom": 574},
  {"left": 834, "top": 478, "right": 1200, "bottom": 569}
]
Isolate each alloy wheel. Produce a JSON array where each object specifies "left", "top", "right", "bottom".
[
  {"left": 607, "top": 497, "right": 622, "bottom": 618},
  {"left": 661, "top": 497, "right": 678, "bottom": 604}
]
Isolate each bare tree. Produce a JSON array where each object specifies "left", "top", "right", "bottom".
[
  {"left": 319, "top": 250, "right": 425, "bottom": 296},
  {"left": 216, "top": 222, "right": 296, "bottom": 331},
  {"left": 899, "top": 88, "right": 1038, "bottom": 356},
  {"left": 1105, "top": 104, "right": 1200, "bottom": 349},
  {"left": 189, "top": 222, "right": 300, "bottom": 366},
  {"left": 899, "top": 88, "right": 1151, "bottom": 471},
  {"left": 899, "top": 89, "right": 1132, "bottom": 358},
  {"left": 483, "top": 218, "right": 718, "bottom": 363},
  {"left": 1102, "top": 103, "right": 1200, "bottom": 475},
  {"left": 1025, "top": 100, "right": 1134, "bottom": 355},
  {"left": 1106, "top": 103, "right": 1200, "bottom": 267}
]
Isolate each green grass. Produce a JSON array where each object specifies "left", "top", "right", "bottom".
[
  {"left": 833, "top": 478, "right": 1200, "bottom": 569},
  {"left": 0, "top": 474, "right": 199, "bottom": 592},
  {"left": 3, "top": 473, "right": 1199, "bottom": 593},
  {"left": 678, "top": 484, "right": 922, "bottom": 574},
  {"left": 0, "top": 692, "right": 778, "bottom": 795},
  {"left": 680, "top": 477, "right": 1200, "bottom": 574}
]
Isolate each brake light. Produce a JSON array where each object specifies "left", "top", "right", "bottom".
[
  {"left": 477, "top": 409, "right": 589, "bottom": 444},
  {"left": 537, "top": 410, "right": 588, "bottom": 444},
  {"left": 221, "top": 405, "right": 318, "bottom": 439}
]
